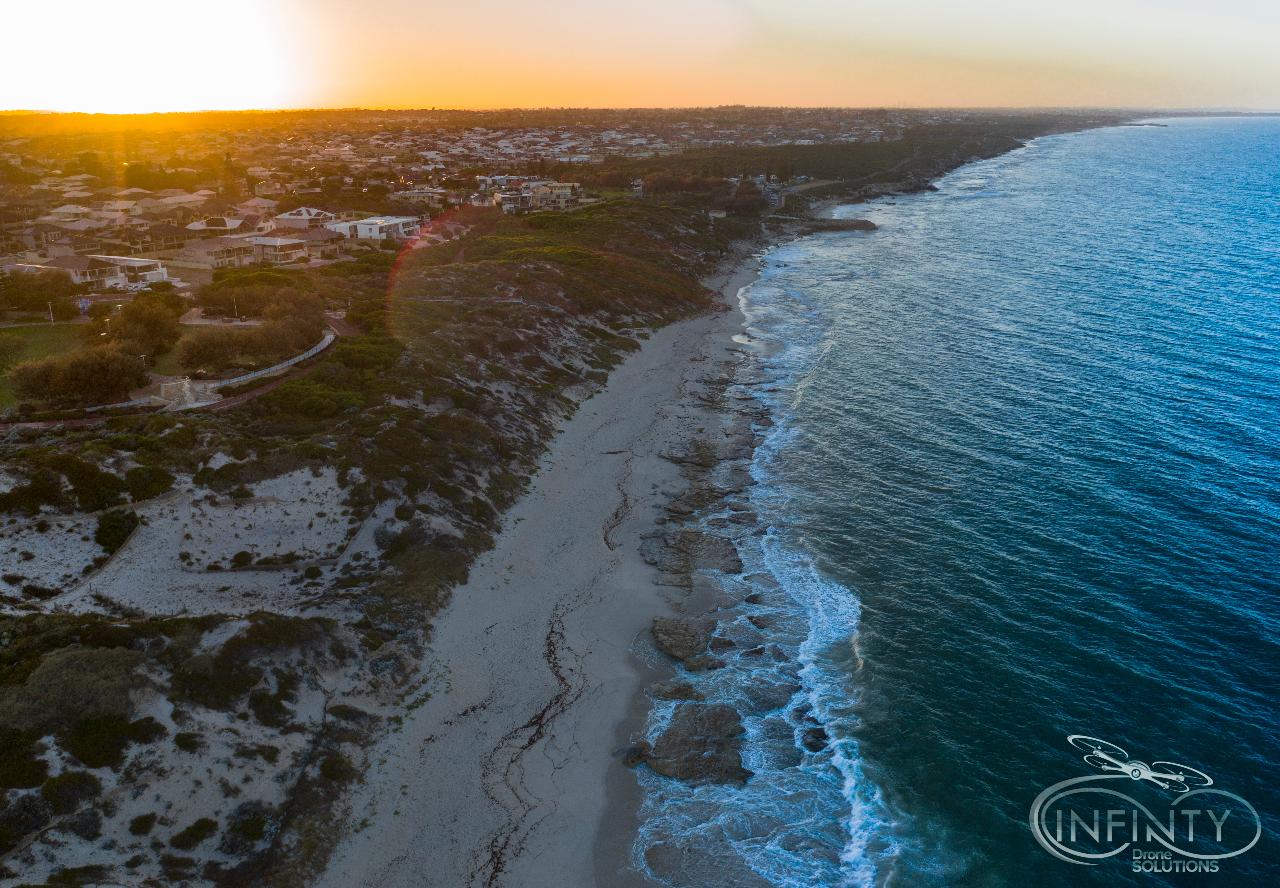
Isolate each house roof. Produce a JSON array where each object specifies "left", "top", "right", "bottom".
[
  {"left": 292, "top": 227, "right": 343, "bottom": 242},
  {"left": 275, "top": 206, "right": 335, "bottom": 220},
  {"left": 247, "top": 236, "right": 305, "bottom": 246},
  {"left": 44, "top": 255, "right": 115, "bottom": 272}
]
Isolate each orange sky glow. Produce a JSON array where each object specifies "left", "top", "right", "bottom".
[{"left": 3, "top": 0, "right": 1277, "bottom": 112}]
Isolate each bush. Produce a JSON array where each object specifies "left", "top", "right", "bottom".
[
  {"left": 9, "top": 345, "right": 148, "bottom": 405},
  {"left": 231, "top": 550, "right": 253, "bottom": 568},
  {"left": 40, "top": 770, "right": 101, "bottom": 814},
  {"left": 94, "top": 509, "right": 139, "bottom": 554},
  {"left": 0, "top": 729, "right": 47, "bottom": 789},
  {"left": 61, "top": 714, "right": 135, "bottom": 769},
  {"left": 319, "top": 753, "right": 355, "bottom": 782},
  {"left": 169, "top": 817, "right": 218, "bottom": 850},
  {"left": 129, "top": 813, "right": 157, "bottom": 835},
  {"left": 0, "top": 646, "right": 143, "bottom": 736},
  {"left": 173, "top": 732, "right": 202, "bottom": 753},
  {"left": 42, "top": 454, "right": 125, "bottom": 512},
  {"left": 125, "top": 465, "right": 174, "bottom": 501},
  {"left": 127, "top": 716, "right": 167, "bottom": 744}
]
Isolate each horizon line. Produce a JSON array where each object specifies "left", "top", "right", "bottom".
[{"left": 4, "top": 104, "right": 1280, "bottom": 117}]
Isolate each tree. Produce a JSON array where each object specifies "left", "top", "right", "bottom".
[
  {"left": 0, "top": 269, "right": 79, "bottom": 312},
  {"left": 10, "top": 345, "right": 148, "bottom": 405},
  {"left": 0, "top": 332, "right": 22, "bottom": 372},
  {"left": 115, "top": 297, "right": 181, "bottom": 356}
]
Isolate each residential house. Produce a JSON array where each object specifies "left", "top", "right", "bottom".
[
  {"left": 6, "top": 255, "right": 126, "bottom": 288},
  {"left": 87, "top": 255, "right": 169, "bottom": 285},
  {"left": 390, "top": 187, "right": 447, "bottom": 207},
  {"left": 174, "top": 236, "right": 256, "bottom": 270},
  {"left": 236, "top": 196, "right": 279, "bottom": 217},
  {"left": 292, "top": 226, "right": 345, "bottom": 260},
  {"left": 273, "top": 206, "right": 337, "bottom": 229},
  {"left": 324, "top": 215, "right": 420, "bottom": 241},
  {"left": 529, "top": 182, "right": 580, "bottom": 211},
  {"left": 185, "top": 216, "right": 268, "bottom": 237},
  {"left": 246, "top": 235, "right": 307, "bottom": 265}
]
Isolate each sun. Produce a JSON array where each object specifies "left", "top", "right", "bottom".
[{"left": 1, "top": 0, "right": 300, "bottom": 112}]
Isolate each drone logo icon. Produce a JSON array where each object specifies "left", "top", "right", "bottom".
[
  {"left": 1028, "top": 734, "right": 1261, "bottom": 872},
  {"left": 1066, "top": 735, "right": 1213, "bottom": 793}
]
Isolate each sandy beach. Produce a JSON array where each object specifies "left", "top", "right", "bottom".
[{"left": 316, "top": 255, "right": 762, "bottom": 888}]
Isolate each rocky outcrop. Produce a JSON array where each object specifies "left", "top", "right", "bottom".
[
  {"left": 640, "top": 529, "right": 744, "bottom": 584},
  {"left": 650, "top": 681, "right": 705, "bottom": 701},
  {"left": 635, "top": 703, "right": 751, "bottom": 785},
  {"left": 800, "top": 218, "right": 878, "bottom": 233},
  {"left": 650, "top": 616, "right": 724, "bottom": 671}
]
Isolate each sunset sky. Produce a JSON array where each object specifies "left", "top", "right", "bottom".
[{"left": 4, "top": 0, "right": 1278, "bottom": 112}]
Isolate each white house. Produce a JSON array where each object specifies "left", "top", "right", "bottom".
[
  {"left": 87, "top": 255, "right": 169, "bottom": 285},
  {"left": 273, "top": 207, "right": 337, "bottom": 229},
  {"left": 324, "top": 216, "right": 420, "bottom": 241}
]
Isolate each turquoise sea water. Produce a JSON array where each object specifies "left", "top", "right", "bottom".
[{"left": 635, "top": 117, "right": 1279, "bottom": 886}]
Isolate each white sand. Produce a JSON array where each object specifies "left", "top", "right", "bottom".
[{"left": 316, "top": 259, "right": 760, "bottom": 888}]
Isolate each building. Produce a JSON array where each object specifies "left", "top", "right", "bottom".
[
  {"left": 246, "top": 235, "right": 307, "bottom": 265},
  {"left": 86, "top": 255, "right": 169, "bottom": 285},
  {"left": 324, "top": 216, "right": 420, "bottom": 241},
  {"left": 236, "top": 196, "right": 279, "bottom": 216},
  {"left": 390, "top": 187, "right": 448, "bottom": 207},
  {"left": 273, "top": 206, "right": 337, "bottom": 229},
  {"left": 491, "top": 180, "right": 581, "bottom": 214},
  {"left": 529, "top": 181, "right": 580, "bottom": 210},
  {"left": 185, "top": 216, "right": 265, "bottom": 236},
  {"left": 174, "top": 236, "right": 256, "bottom": 270},
  {"left": 5, "top": 256, "right": 126, "bottom": 288},
  {"left": 292, "top": 226, "right": 345, "bottom": 260}
]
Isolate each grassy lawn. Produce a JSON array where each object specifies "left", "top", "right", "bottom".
[{"left": 0, "top": 323, "right": 87, "bottom": 407}]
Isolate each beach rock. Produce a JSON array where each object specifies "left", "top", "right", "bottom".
[
  {"left": 651, "top": 617, "right": 712, "bottom": 662},
  {"left": 801, "top": 726, "right": 830, "bottom": 752},
  {"left": 619, "top": 741, "right": 652, "bottom": 768},
  {"left": 642, "top": 529, "right": 744, "bottom": 578},
  {"left": 801, "top": 218, "right": 878, "bottom": 233},
  {"left": 743, "top": 679, "right": 802, "bottom": 713},
  {"left": 747, "top": 614, "right": 776, "bottom": 630},
  {"left": 645, "top": 703, "right": 752, "bottom": 785},
  {"left": 650, "top": 681, "right": 704, "bottom": 701},
  {"left": 684, "top": 654, "right": 727, "bottom": 672},
  {"left": 644, "top": 837, "right": 775, "bottom": 888}
]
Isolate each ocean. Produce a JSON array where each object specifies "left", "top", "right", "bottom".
[{"left": 634, "top": 117, "right": 1279, "bottom": 886}]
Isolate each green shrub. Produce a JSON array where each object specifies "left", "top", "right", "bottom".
[
  {"left": 129, "top": 813, "right": 157, "bottom": 835},
  {"left": 125, "top": 465, "right": 174, "bottom": 500},
  {"left": 319, "top": 753, "right": 355, "bottom": 782},
  {"left": 0, "top": 729, "right": 47, "bottom": 789},
  {"left": 0, "top": 645, "right": 143, "bottom": 735},
  {"left": 61, "top": 714, "right": 134, "bottom": 769},
  {"left": 94, "top": 509, "right": 139, "bottom": 554},
  {"left": 40, "top": 770, "right": 101, "bottom": 814},
  {"left": 126, "top": 716, "right": 167, "bottom": 744},
  {"left": 9, "top": 344, "right": 148, "bottom": 406},
  {"left": 173, "top": 732, "right": 202, "bottom": 753},
  {"left": 169, "top": 817, "right": 218, "bottom": 850}
]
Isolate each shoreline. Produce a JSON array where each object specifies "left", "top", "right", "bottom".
[
  {"left": 314, "top": 249, "right": 764, "bottom": 888},
  {"left": 315, "top": 130, "right": 1092, "bottom": 887}
]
